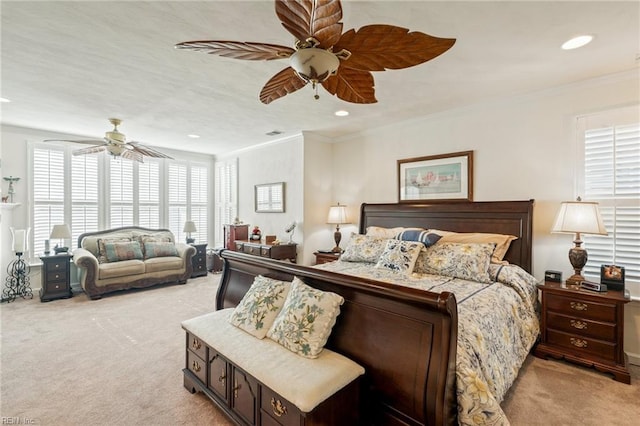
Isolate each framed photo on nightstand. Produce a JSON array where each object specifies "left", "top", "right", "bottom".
[{"left": 601, "top": 264, "right": 625, "bottom": 291}]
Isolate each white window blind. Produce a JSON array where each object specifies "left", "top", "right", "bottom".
[
  {"left": 190, "top": 165, "right": 208, "bottom": 243},
  {"left": 168, "top": 163, "right": 188, "bottom": 241},
  {"left": 214, "top": 158, "right": 238, "bottom": 247},
  {"left": 578, "top": 106, "right": 640, "bottom": 294},
  {"left": 138, "top": 160, "right": 160, "bottom": 229},
  {"left": 71, "top": 154, "right": 99, "bottom": 245},
  {"left": 32, "top": 148, "right": 65, "bottom": 255},
  {"left": 109, "top": 158, "right": 134, "bottom": 228}
]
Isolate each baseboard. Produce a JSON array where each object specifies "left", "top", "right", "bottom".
[{"left": 628, "top": 352, "right": 640, "bottom": 367}]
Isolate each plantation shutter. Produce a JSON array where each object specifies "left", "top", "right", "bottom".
[
  {"left": 579, "top": 107, "right": 640, "bottom": 293},
  {"left": 138, "top": 160, "right": 160, "bottom": 228},
  {"left": 214, "top": 158, "right": 238, "bottom": 247},
  {"left": 32, "top": 148, "right": 65, "bottom": 255},
  {"left": 190, "top": 165, "right": 208, "bottom": 243},
  {"left": 71, "top": 155, "right": 99, "bottom": 245},
  {"left": 168, "top": 163, "right": 188, "bottom": 241},
  {"left": 109, "top": 158, "right": 134, "bottom": 228}
]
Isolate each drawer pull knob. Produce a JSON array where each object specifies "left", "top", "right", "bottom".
[
  {"left": 570, "top": 338, "right": 588, "bottom": 348},
  {"left": 191, "top": 338, "right": 202, "bottom": 350},
  {"left": 570, "top": 320, "right": 588, "bottom": 330},
  {"left": 191, "top": 360, "right": 201, "bottom": 372},
  {"left": 570, "top": 302, "right": 588, "bottom": 311},
  {"left": 233, "top": 382, "right": 241, "bottom": 399},
  {"left": 271, "top": 398, "right": 288, "bottom": 417},
  {"left": 218, "top": 371, "right": 226, "bottom": 385}
]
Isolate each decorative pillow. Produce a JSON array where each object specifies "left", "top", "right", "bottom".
[
  {"left": 97, "top": 237, "right": 131, "bottom": 263},
  {"left": 417, "top": 242, "right": 495, "bottom": 283},
  {"left": 267, "top": 277, "right": 344, "bottom": 358},
  {"left": 229, "top": 276, "right": 292, "bottom": 339},
  {"left": 365, "top": 226, "right": 405, "bottom": 239},
  {"left": 103, "top": 241, "right": 143, "bottom": 263},
  {"left": 143, "top": 241, "right": 178, "bottom": 259},
  {"left": 340, "top": 233, "right": 389, "bottom": 263},
  {"left": 374, "top": 239, "right": 423, "bottom": 274},
  {"left": 428, "top": 230, "right": 517, "bottom": 264},
  {"left": 395, "top": 229, "right": 442, "bottom": 248}
]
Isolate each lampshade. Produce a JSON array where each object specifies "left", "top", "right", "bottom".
[
  {"left": 327, "top": 204, "right": 349, "bottom": 225},
  {"left": 551, "top": 199, "right": 607, "bottom": 236},
  {"left": 50, "top": 224, "right": 72, "bottom": 240},
  {"left": 290, "top": 48, "right": 340, "bottom": 84},
  {"left": 183, "top": 221, "right": 197, "bottom": 233}
]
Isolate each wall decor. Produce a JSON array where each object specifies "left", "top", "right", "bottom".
[
  {"left": 255, "top": 182, "right": 285, "bottom": 213},
  {"left": 398, "top": 151, "right": 473, "bottom": 202},
  {"left": 600, "top": 264, "right": 625, "bottom": 291}
]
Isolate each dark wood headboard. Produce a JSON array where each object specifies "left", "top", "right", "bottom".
[{"left": 358, "top": 200, "right": 534, "bottom": 273}]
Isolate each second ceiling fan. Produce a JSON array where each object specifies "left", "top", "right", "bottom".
[{"left": 175, "top": 0, "right": 456, "bottom": 105}]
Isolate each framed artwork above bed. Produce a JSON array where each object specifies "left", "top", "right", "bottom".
[{"left": 398, "top": 150, "right": 473, "bottom": 202}]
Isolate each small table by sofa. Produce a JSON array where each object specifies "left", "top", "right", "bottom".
[
  {"left": 39, "top": 253, "right": 73, "bottom": 302},
  {"left": 190, "top": 243, "right": 208, "bottom": 278}
]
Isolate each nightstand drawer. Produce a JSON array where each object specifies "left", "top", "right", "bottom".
[
  {"left": 547, "top": 312, "right": 616, "bottom": 341},
  {"left": 187, "top": 350, "right": 207, "bottom": 384},
  {"left": 46, "top": 261, "right": 68, "bottom": 272},
  {"left": 546, "top": 293, "right": 616, "bottom": 322},
  {"left": 547, "top": 329, "right": 616, "bottom": 362},
  {"left": 243, "top": 245, "right": 261, "bottom": 256}
]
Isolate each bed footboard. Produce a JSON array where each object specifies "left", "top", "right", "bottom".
[{"left": 217, "top": 250, "right": 458, "bottom": 426}]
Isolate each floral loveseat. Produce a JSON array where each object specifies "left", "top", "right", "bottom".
[{"left": 73, "top": 226, "right": 196, "bottom": 299}]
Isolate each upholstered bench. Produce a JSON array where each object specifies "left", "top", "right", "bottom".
[{"left": 182, "top": 309, "right": 365, "bottom": 426}]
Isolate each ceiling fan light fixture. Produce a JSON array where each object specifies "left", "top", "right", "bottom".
[{"left": 290, "top": 48, "right": 340, "bottom": 84}]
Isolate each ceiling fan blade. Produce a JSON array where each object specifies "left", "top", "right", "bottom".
[
  {"left": 275, "top": 0, "right": 343, "bottom": 48},
  {"left": 128, "top": 142, "right": 174, "bottom": 159},
  {"left": 72, "top": 145, "right": 107, "bottom": 156},
  {"left": 322, "top": 67, "right": 377, "bottom": 104},
  {"left": 121, "top": 149, "right": 144, "bottom": 163},
  {"left": 334, "top": 25, "right": 456, "bottom": 72},
  {"left": 259, "top": 67, "right": 308, "bottom": 104},
  {"left": 44, "top": 138, "right": 107, "bottom": 146},
  {"left": 175, "top": 40, "right": 294, "bottom": 60}
]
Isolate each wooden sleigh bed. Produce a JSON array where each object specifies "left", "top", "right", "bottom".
[{"left": 215, "top": 200, "right": 535, "bottom": 425}]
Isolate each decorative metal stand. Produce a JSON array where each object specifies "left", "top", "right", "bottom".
[{"left": 2, "top": 252, "right": 32, "bottom": 303}]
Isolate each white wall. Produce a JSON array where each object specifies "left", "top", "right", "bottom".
[{"left": 331, "top": 70, "right": 640, "bottom": 363}]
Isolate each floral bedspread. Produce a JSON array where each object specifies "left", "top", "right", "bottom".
[{"left": 315, "top": 260, "right": 540, "bottom": 425}]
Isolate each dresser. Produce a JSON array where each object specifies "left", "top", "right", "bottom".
[
  {"left": 39, "top": 253, "right": 73, "bottom": 302},
  {"left": 534, "top": 281, "right": 630, "bottom": 383},
  {"left": 224, "top": 224, "right": 249, "bottom": 251},
  {"left": 235, "top": 241, "right": 297, "bottom": 263},
  {"left": 190, "top": 243, "right": 208, "bottom": 278}
]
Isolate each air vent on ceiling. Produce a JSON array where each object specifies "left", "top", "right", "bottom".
[{"left": 266, "top": 130, "right": 284, "bottom": 136}]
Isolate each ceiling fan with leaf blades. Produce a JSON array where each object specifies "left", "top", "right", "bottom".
[
  {"left": 44, "top": 118, "right": 173, "bottom": 163},
  {"left": 175, "top": 0, "right": 456, "bottom": 105}
]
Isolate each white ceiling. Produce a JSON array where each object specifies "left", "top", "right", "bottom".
[{"left": 1, "top": 1, "right": 639, "bottom": 157}]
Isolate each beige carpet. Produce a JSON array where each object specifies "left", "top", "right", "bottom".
[{"left": 1, "top": 274, "right": 638, "bottom": 425}]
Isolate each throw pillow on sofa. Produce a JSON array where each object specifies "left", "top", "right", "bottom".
[
  {"left": 143, "top": 241, "right": 178, "bottom": 259},
  {"left": 97, "top": 237, "right": 131, "bottom": 263},
  {"left": 103, "top": 241, "right": 144, "bottom": 263}
]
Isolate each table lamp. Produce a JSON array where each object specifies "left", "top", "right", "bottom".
[
  {"left": 50, "top": 224, "right": 72, "bottom": 254},
  {"left": 551, "top": 197, "right": 607, "bottom": 287},
  {"left": 183, "top": 221, "right": 197, "bottom": 243},
  {"left": 327, "top": 203, "right": 350, "bottom": 253}
]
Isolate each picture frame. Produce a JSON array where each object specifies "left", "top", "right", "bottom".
[
  {"left": 600, "top": 264, "right": 625, "bottom": 291},
  {"left": 398, "top": 151, "right": 473, "bottom": 202},
  {"left": 255, "top": 182, "right": 285, "bottom": 213}
]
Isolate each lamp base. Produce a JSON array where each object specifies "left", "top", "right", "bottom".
[{"left": 332, "top": 229, "right": 342, "bottom": 253}]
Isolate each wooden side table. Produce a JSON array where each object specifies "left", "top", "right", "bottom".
[
  {"left": 39, "top": 253, "right": 73, "bottom": 302},
  {"left": 534, "top": 280, "right": 631, "bottom": 383},
  {"left": 190, "top": 243, "right": 208, "bottom": 278},
  {"left": 314, "top": 251, "right": 341, "bottom": 265}
]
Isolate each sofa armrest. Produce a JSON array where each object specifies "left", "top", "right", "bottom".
[
  {"left": 175, "top": 243, "right": 197, "bottom": 262},
  {"left": 73, "top": 248, "right": 100, "bottom": 297}
]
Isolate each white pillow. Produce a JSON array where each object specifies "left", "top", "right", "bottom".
[
  {"left": 228, "top": 275, "right": 292, "bottom": 339},
  {"left": 374, "top": 239, "right": 423, "bottom": 274},
  {"left": 365, "top": 226, "right": 405, "bottom": 238},
  {"left": 267, "top": 277, "right": 344, "bottom": 358}
]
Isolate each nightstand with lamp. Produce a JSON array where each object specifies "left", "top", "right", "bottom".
[
  {"left": 183, "top": 220, "right": 207, "bottom": 278},
  {"left": 316, "top": 203, "right": 350, "bottom": 264}
]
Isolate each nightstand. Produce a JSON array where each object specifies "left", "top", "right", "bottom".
[
  {"left": 39, "top": 253, "right": 73, "bottom": 302},
  {"left": 534, "top": 281, "right": 631, "bottom": 383},
  {"left": 314, "top": 251, "right": 341, "bottom": 265},
  {"left": 190, "top": 243, "right": 208, "bottom": 278}
]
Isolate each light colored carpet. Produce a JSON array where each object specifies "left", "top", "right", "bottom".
[{"left": 1, "top": 274, "right": 638, "bottom": 425}]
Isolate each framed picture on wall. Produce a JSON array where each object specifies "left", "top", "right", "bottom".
[
  {"left": 255, "top": 182, "right": 285, "bottom": 213},
  {"left": 398, "top": 151, "right": 473, "bottom": 202}
]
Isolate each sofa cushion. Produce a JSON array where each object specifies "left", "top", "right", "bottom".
[
  {"left": 144, "top": 242, "right": 179, "bottom": 259},
  {"left": 98, "top": 259, "right": 145, "bottom": 280},
  {"left": 144, "top": 256, "right": 184, "bottom": 273},
  {"left": 97, "top": 237, "right": 132, "bottom": 263},
  {"left": 104, "top": 241, "right": 143, "bottom": 263}
]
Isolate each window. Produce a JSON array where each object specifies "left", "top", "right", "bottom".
[
  {"left": 214, "top": 158, "right": 238, "bottom": 247},
  {"left": 30, "top": 144, "right": 209, "bottom": 254},
  {"left": 578, "top": 105, "right": 640, "bottom": 295}
]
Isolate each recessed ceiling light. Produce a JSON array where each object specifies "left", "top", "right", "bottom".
[
  {"left": 562, "top": 35, "right": 593, "bottom": 50},
  {"left": 188, "top": 134, "right": 200, "bottom": 138},
  {"left": 0, "top": 98, "right": 11, "bottom": 103},
  {"left": 335, "top": 110, "right": 349, "bottom": 117}
]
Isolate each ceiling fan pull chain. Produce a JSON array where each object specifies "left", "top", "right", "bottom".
[{"left": 313, "top": 82, "right": 320, "bottom": 100}]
